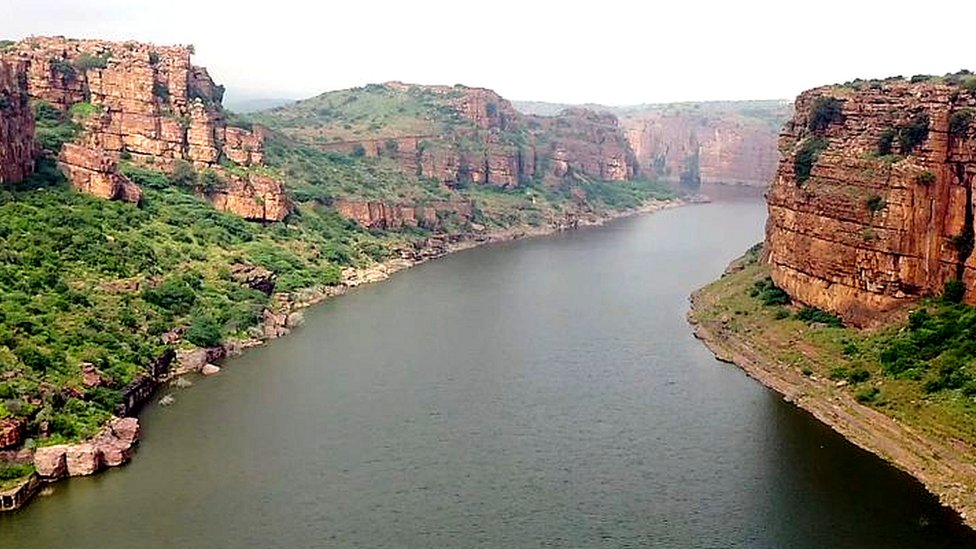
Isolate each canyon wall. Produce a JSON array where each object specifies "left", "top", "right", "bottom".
[
  {"left": 765, "top": 79, "right": 976, "bottom": 326},
  {"left": 6, "top": 37, "right": 289, "bottom": 220},
  {"left": 0, "top": 55, "right": 34, "bottom": 184},
  {"left": 620, "top": 106, "right": 787, "bottom": 187},
  {"left": 279, "top": 83, "right": 637, "bottom": 188}
]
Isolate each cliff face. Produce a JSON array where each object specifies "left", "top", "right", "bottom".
[
  {"left": 620, "top": 104, "right": 788, "bottom": 187},
  {"left": 256, "top": 82, "right": 638, "bottom": 189},
  {"left": 334, "top": 199, "right": 474, "bottom": 230},
  {"left": 765, "top": 79, "right": 976, "bottom": 326},
  {"left": 0, "top": 56, "right": 35, "bottom": 184},
  {"left": 7, "top": 37, "right": 289, "bottom": 220}
]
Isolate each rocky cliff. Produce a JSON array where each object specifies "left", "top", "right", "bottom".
[
  {"left": 254, "top": 82, "right": 638, "bottom": 190},
  {"left": 620, "top": 103, "right": 789, "bottom": 188},
  {"left": 765, "top": 77, "right": 976, "bottom": 326},
  {"left": 6, "top": 37, "right": 289, "bottom": 220},
  {"left": 0, "top": 55, "right": 34, "bottom": 184}
]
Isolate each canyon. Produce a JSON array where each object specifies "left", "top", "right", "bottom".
[
  {"left": 765, "top": 77, "right": 976, "bottom": 326},
  {"left": 516, "top": 100, "right": 791, "bottom": 188}
]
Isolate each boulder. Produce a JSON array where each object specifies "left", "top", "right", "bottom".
[
  {"left": 33, "top": 445, "right": 68, "bottom": 479},
  {"left": 65, "top": 443, "right": 102, "bottom": 476},
  {"left": 201, "top": 363, "right": 221, "bottom": 376},
  {"left": 0, "top": 419, "right": 24, "bottom": 449}
]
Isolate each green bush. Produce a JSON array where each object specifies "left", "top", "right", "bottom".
[
  {"left": 69, "top": 101, "right": 101, "bottom": 120},
  {"left": 943, "top": 280, "right": 966, "bottom": 303},
  {"left": 865, "top": 195, "right": 885, "bottom": 213},
  {"left": 794, "top": 137, "right": 828, "bottom": 184},
  {"left": 855, "top": 387, "right": 880, "bottom": 403},
  {"left": 897, "top": 114, "right": 930, "bottom": 154},
  {"left": 152, "top": 82, "right": 170, "bottom": 101},
  {"left": 0, "top": 463, "right": 34, "bottom": 482},
  {"left": 808, "top": 97, "right": 844, "bottom": 133},
  {"left": 33, "top": 101, "right": 81, "bottom": 152},
  {"left": 73, "top": 52, "right": 110, "bottom": 71},
  {"left": 750, "top": 277, "right": 791, "bottom": 306},
  {"left": 877, "top": 128, "right": 896, "bottom": 156},
  {"left": 795, "top": 306, "right": 844, "bottom": 327},
  {"left": 950, "top": 109, "right": 974, "bottom": 138},
  {"left": 185, "top": 314, "right": 222, "bottom": 347},
  {"left": 916, "top": 171, "right": 936, "bottom": 186},
  {"left": 170, "top": 160, "right": 197, "bottom": 188}
]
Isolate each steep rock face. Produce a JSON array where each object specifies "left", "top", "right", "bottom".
[
  {"left": 765, "top": 81, "right": 976, "bottom": 326},
  {"left": 9, "top": 37, "right": 290, "bottom": 220},
  {"left": 334, "top": 198, "right": 474, "bottom": 230},
  {"left": 0, "top": 56, "right": 34, "bottom": 184},
  {"left": 621, "top": 109, "right": 785, "bottom": 187},
  {"left": 279, "top": 83, "right": 638, "bottom": 188}
]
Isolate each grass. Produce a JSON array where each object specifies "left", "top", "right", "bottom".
[{"left": 693, "top": 249, "right": 976, "bottom": 446}]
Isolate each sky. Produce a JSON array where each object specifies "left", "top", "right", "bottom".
[{"left": 6, "top": 0, "right": 976, "bottom": 106}]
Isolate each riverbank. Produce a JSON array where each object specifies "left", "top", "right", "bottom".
[
  {"left": 1, "top": 196, "right": 690, "bottom": 511},
  {"left": 687, "top": 250, "right": 976, "bottom": 531}
]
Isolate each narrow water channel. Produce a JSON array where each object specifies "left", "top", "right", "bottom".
[{"left": 3, "top": 194, "right": 973, "bottom": 548}]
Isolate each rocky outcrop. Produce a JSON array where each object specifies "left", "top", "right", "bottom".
[
  {"left": 0, "top": 419, "right": 24, "bottom": 449},
  {"left": 207, "top": 172, "right": 290, "bottom": 221},
  {"left": 765, "top": 79, "right": 976, "bottom": 325},
  {"left": 334, "top": 198, "right": 474, "bottom": 230},
  {"left": 621, "top": 105, "right": 788, "bottom": 187},
  {"left": 285, "top": 83, "right": 638, "bottom": 188},
  {"left": 33, "top": 417, "right": 140, "bottom": 480},
  {"left": 0, "top": 55, "right": 34, "bottom": 184},
  {"left": 7, "top": 37, "right": 290, "bottom": 221},
  {"left": 59, "top": 142, "right": 142, "bottom": 202}
]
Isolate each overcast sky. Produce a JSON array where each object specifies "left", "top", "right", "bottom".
[{"left": 7, "top": 0, "right": 976, "bottom": 105}]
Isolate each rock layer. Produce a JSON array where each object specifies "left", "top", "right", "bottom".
[
  {"left": 0, "top": 55, "right": 34, "bottom": 184},
  {"left": 280, "top": 83, "right": 638, "bottom": 187},
  {"left": 765, "top": 80, "right": 976, "bottom": 326},
  {"left": 7, "top": 37, "right": 290, "bottom": 221},
  {"left": 334, "top": 198, "right": 474, "bottom": 230}
]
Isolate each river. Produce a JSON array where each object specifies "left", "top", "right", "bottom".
[{"left": 2, "top": 192, "right": 974, "bottom": 548}]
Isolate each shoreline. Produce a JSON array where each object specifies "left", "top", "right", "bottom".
[
  {"left": 687, "top": 270, "right": 976, "bottom": 531},
  {"left": 1, "top": 196, "right": 690, "bottom": 511}
]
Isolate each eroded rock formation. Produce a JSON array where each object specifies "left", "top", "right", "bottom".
[
  {"left": 33, "top": 417, "right": 141, "bottom": 480},
  {"left": 293, "top": 83, "right": 638, "bottom": 188},
  {"left": 765, "top": 80, "right": 976, "bottom": 326},
  {"left": 7, "top": 37, "right": 290, "bottom": 220},
  {"left": 334, "top": 198, "right": 474, "bottom": 230},
  {"left": 0, "top": 55, "right": 34, "bottom": 184}
]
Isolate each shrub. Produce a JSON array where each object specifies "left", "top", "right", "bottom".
[
  {"left": 916, "top": 171, "right": 936, "bottom": 186},
  {"left": 877, "top": 128, "right": 896, "bottom": 156},
  {"left": 950, "top": 109, "right": 974, "bottom": 138},
  {"left": 149, "top": 51, "right": 160, "bottom": 65},
  {"left": 142, "top": 276, "right": 198, "bottom": 314},
  {"left": 49, "top": 58, "right": 76, "bottom": 79},
  {"left": 794, "top": 137, "right": 828, "bottom": 184},
  {"left": 351, "top": 144, "right": 366, "bottom": 157},
  {"left": 750, "top": 277, "right": 791, "bottom": 306},
  {"left": 73, "top": 52, "right": 110, "bottom": 71},
  {"left": 152, "top": 82, "right": 170, "bottom": 101},
  {"left": 120, "top": 164, "right": 169, "bottom": 190},
  {"left": 855, "top": 387, "right": 880, "bottom": 403},
  {"left": 849, "top": 368, "right": 871, "bottom": 383},
  {"left": 69, "top": 101, "right": 100, "bottom": 120},
  {"left": 197, "top": 170, "right": 225, "bottom": 193},
  {"left": 169, "top": 160, "right": 197, "bottom": 188},
  {"left": 943, "top": 279, "right": 966, "bottom": 303},
  {"left": 897, "top": 114, "right": 930, "bottom": 154},
  {"left": 865, "top": 195, "right": 885, "bottom": 213},
  {"left": 33, "top": 100, "right": 81, "bottom": 152},
  {"left": 795, "top": 306, "right": 844, "bottom": 327},
  {"left": 185, "top": 314, "right": 222, "bottom": 347},
  {"left": 808, "top": 97, "right": 844, "bottom": 133}
]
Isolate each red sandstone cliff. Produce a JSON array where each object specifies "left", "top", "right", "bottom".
[
  {"left": 620, "top": 105, "right": 788, "bottom": 187},
  {"left": 0, "top": 55, "right": 34, "bottom": 184},
  {"left": 7, "top": 37, "right": 289, "bottom": 220},
  {"left": 765, "top": 79, "right": 976, "bottom": 326}
]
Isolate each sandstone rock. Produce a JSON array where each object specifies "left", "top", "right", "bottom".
[
  {"left": 65, "top": 443, "right": 102, "bottom": 476},
  {"left": 230, "top": 263, "right": 276, "bottom": 295},
  {"left": 766, "top": 79, "right": 976, "bottom": 326},
  {"left": 0, "top": 55, "right": 34, "bottom": 184},
  {"left": 6, "top": 36, "right": 290, "bottom": 219},
  {"left": 333, "top": 199, "right": 473, "bottom": 230},
  {"left": 208, "top": 172, "right": 291, "bottom": 222},
  {"left": 81, "top": 362, "right": 107, "bottom": 388},
  {"left": 201, "top": 363, "right": 221, "bottom": 376},
  {"left": 33, "top": 445, "right": 68, "bottom": 479},
  {"left": 108, "top": 417, "right": 140, "bottom": 447},
  {"left": 175, "top": 346, "right": 226, "bottom": 374},
  {"left": 92, "top": 417, "right": 140, "bottom": 467},
  {"left": 0, "top": 419, "right": 24, "bottom": 449}
]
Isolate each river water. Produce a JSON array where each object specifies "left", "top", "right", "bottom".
[{"left": 3, "top": 192, "right": 974, "bottom": 548}]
